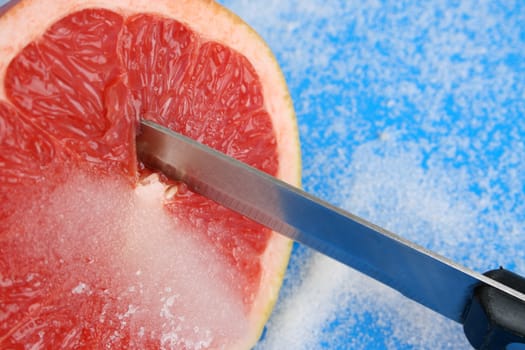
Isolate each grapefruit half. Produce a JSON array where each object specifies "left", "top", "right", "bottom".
[{"left": 0, "top": 0, "right": 301, "bottom": 349}]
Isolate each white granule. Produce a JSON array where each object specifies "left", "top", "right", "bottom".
[{"left": 71, "top": 282, "right": 89, "bottom": 295}]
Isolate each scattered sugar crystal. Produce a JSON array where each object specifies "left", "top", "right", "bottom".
[
  {"left": 71, "top": 282, "right": 89, "bottom": 295},
  {"left": 117, "top": 304, "right": 138, "bottom": 320}
]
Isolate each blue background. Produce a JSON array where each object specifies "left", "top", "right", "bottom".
[{"left": 217, "top": 1, "right": 525, "bottom": 349}]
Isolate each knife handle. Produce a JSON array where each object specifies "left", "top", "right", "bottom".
[{"left": 463, "top": 268, "right": 525, "bottom": 349}]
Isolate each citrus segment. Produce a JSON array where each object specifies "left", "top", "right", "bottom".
[
  {"left": 120, "top": 13, "right": 278, "bottom": 172},
  {"left": 0, "top": 1, "right": 300, "bottom": 349},
  {"left": 4, "top": 9, "right": 136, "bottom": 177},
  {"left": 0, "top": 100, "right": 68, "bottom": 225},
  {"left": 0, "top": 101, "right": 60, "bottom": 186}
]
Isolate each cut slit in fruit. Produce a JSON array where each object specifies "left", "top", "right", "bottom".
[{"left": 0, "top": 1, "right": 300, "bottom": 349}]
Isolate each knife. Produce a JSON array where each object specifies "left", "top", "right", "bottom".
[{"left": 136, "top": 119, "right": 525, "bottom": 349}]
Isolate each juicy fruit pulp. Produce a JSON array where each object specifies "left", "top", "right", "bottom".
[{"left": 0, "top": 6, "right": 293, "bottom": 349}]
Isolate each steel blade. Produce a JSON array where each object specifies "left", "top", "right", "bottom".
[{"left": 136, "top": 119, "right": 525, "bottom": 324}]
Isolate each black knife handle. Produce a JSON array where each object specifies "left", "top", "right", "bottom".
[{"left": 463, "top": 268, "right": 525, "bottom": 349}]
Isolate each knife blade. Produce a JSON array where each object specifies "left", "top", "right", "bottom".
[{"left": 136, "top": 119, "right": 525, "bottom": 349}]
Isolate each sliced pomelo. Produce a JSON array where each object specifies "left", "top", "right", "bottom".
[{"left": 0, "top": 1, "right": 300, "bottom": 349}]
